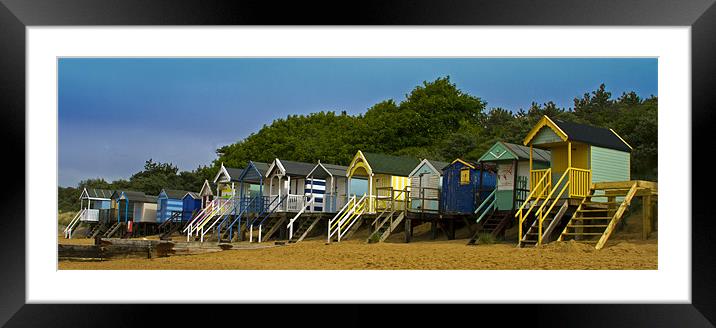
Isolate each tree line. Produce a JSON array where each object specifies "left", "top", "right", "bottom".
[{"left": 58, "top": 77, "right": 657, "bottom": 212}]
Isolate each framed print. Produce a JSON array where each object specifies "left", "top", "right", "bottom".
[{"left": 1, "top": 0, "right": 715, "bottom": 326}]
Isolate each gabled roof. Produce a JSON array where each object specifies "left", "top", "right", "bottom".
[
  {"left": 524, "top": 116, "right": 632, "bottom": 152},
  {"left": 307, "top": 161, "right": 349, "bottom": 179},
  {"left": 479, "top": 141, "right": 551, "bottom": 163},
  {"left": 80, "top": 188, "right": 114, "bottom": 200},
  {"left": 409, "top": 159, "right": 450, "bottom": 177},
  {"left": 183, "top": 192, "right": 201, "bottom": 200},
  {"left": 266, "top": 159, "right": 316, "bottom": 178},
  {"left": 239, "top": 161, "right": 269, "bottom": 183},
  {"left": 199, "top": 180, "right": 213, "bottom": 197},
  {"left": 444, "top": 158, "right": 496, "bottom": 172},
  {"left": 111, "top": 190, "right": 154, "bottom": 202},
  {"left": 362, "top": 152, "right": 421, "bottom": 176},
  {"left": 213, "top": 164, "right": 245, "bottom": 183},
  {"left": 160, "top": 189, "right": 194, "bottom": 200}
]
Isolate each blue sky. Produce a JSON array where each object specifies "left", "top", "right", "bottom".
[{"left": 58, "top": 58, "right": 657, "bottom": 187}]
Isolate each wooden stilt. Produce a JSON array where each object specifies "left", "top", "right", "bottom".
[
  {"left": 404, "top": 218, "right": 412, "bottom": 243},
  {"left": 643, "top": 194, "right": 652, "bottom": 240},
  {"left": 431, "top": 220, "right": 437, "bottom": 240},
  {"left": 449, "top": 220, "right": 455, "bottom": 240}
]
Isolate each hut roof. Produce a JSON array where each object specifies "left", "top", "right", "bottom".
[
  {"left": 112, "top": 190, "right": 151, "bottom": 202},
  {"left": 214, "top": 164, "right": 245, "bottom": 183},
  {"left": 80, "top": 188, "right": 114, "bottom": 200},
  {"left": 409, "top": 159, "right": 450, "bottom": 177},
  {"left": 240, "top": 161, "right": 270, "bottom": 183},
  {"left": 183, "top": 192, "right": 201, "bottom": 200},
  {"left": 363, "top": 152, "right": 421, "bottom": 176},
  {"left": 525, "top": 116, "right": 632, "bottom": 152},
  {"left": 161, "top": 189, "right": 193, "bottom": 199},
  {"left": 277, "top": 159, "right": 316, "bottom": 177},
  {"left": 307, "top": 162, "right": 349, "bottom": 179},
  {"left": 502, "top": 142, "right": 551, "bottom": 162},
  {"left": 199, "top": 180, "right": 213, "bottom": 196}
]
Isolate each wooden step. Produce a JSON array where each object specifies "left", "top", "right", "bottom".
[
  {"left": 571, "top": 216, "right": 613, "bottom": 220},
  {"left": 578, "top": 209, "right": 610, "bottom": 213},
  {"left": 561, "top": 232, "right": 603, "bottom": 236},
  {"left": 567, "top": 224, "right": 608, "bottom": 228},
  {"left": 583, "top": 201, "right": 620, "bottom": 206}
]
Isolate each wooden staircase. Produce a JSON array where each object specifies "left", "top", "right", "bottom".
[
  {"left": 558, "top": 181, "right": 639, "bottom": 249},
  {"left": 467, "top": 211, "right": 512, "bottom": 245},
  {"left": 256, "top": 215, "right": 287, "bottom": 242},
  {"left": 367, "top": 211, "right": 405, "bottom": 243},
  {"left": 85, "top": 220, "right": 108, "bottom": 238},
  {"left": 288, "top": 216, "right": 321, "bottom": 243},
  {"left": 519, "top": 199, "right": 571, "bottom": 247},
  {"left": 103, "top": 221, "right": 124, "bottom": 238}
]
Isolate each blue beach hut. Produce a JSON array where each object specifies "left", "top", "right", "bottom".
[{"left": 440, "top": 159, "right": 497, "bottom": 215}]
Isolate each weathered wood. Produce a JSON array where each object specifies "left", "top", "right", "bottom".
[
  {"left": 542, "top": 200, "right": 568, "bottom": 243},
  {"left": 596, "top": 182, "right": 639, "bottom": 250},
  {"left": 59, "top": 242, "right": 175, "bottom": 260},
  {"left": 643, "top": 195, "right": 652, "bottom": 240},
  {"left": 404, "top": 218, "right": 412, "bottom": 243}
]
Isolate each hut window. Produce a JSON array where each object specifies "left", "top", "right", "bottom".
[{"left": 460, "top": 169, "right": 471, "bottom": 185}]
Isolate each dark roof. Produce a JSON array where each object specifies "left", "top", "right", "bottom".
[
  {"left": 553, "top": 119, "right": 632, "bottom": 152},
  {"left": 143, "top": 195, "right": 158, "bottom": 202},
  {"left": 240, "top": 161, "right": 269, "bottom": 183},
  {"left": 426, "top": 160, "right": 450, "bottom": 172},
  {"left": 363, "top": 152, "right": 421, "bottom": 176},
  {"left": 224, "top": 167, "right": 245, "bottom": 182},
  {"left": 82, "top": 188, "right": 114, "bottom": 199},
  {"left": 161, "top": 189, "right": 193, "bottom": 199},
  {"left": 308, "top": 162, "right": 348, "bottom": 179},
  {"left": 501, "top": 142, "right": 551, "bottom": 162},
  {"left": 279, "top": 160, "right": 316, "bottom": 177},
  {"left": 183, "top": 192, "right": 201, "bottom": 199},
  {"left": 444, "top": 159, "right": 496, "bottom": 172},
  {"left": 112, "top": 190, "right": 150, "bottom": 202}
]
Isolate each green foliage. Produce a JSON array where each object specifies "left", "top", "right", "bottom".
[
  {"left": 477, "top": 232, "right": 496, "bottom": 245},
  {"left": 58, "top": 77, "right": 658, "bottom": 212}
]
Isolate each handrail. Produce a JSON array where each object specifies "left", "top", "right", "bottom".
[
  {"left": 63, "top": 209, "right": 87, "bottom": 238},
  {"left": 183, "top": 200, "right": 215, "bottom": 233},
  {"left": 195, "top": 199, "right": 234, "bottom": 233},
  {"left": 531, "top": 168, "right": 570, "bottom": 245},
  {"left": 328, "top": 195, "right": 356, "bottom": 233},
  {"left": 338, "top": 195, "right": 367, "bottom": 231},
  {"left": 200, "top": 199, "right": 238, "bottom": 242},
  {"left": 287, "top": 195, "right": 315, "bottom": 240},
  {"left": 221, "top": 195, "right": 261, "bottom": 240},
  {"left": 337, "top": 195, "right": 367, "bottom": 241},
  {"left": 256, "top": 195, "right": 288, "bottom": 227},
  {"left": 537, "top": 181, "right": 570, "bottom": 244},
  {"left": 515, "top": 168, "right": 552, "bottom": 218},
  {"left": 474, "top": 189, "right": 498, "bottom": 225},
  {"left": 534, "top": 168, "right": 571, "bottom": 219},
  {"left": 474, "top": 188, "right": 497, "bottom": 215}
]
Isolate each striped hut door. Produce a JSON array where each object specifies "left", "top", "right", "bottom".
[{"left": 305, "top": 178, "right": 325, "bottom": 211}]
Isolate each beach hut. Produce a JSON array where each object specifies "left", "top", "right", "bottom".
[
  {"left": 408, "top": 159, "right": 449, "bottom": 213},
  {"left": 517, "top": 115, "right": 639, "bottom": 248},
  {"left": 213, "top": 164, "right": 245, "bottom": 199},
  {"left": 440, "top": 159, "right": 497, "bottom": 215},
  {"left": 198, "top": 179, "right": 214, "bottom": 209},
  {"left": 305, "top": 161, "right": 349, "bottom": 213},
  {"left": 236, "top": 161, "right": 270, "bottom": 211},
  {"left": 265, "top": 159, "right": 317, "bottom": 212},
  {"left": 109, "top": 190, "right": 158, "bottom": 236},
  {"left": 478, "top": 141, "right": 551, "bottom": 212},
  {"left": 156, "top": 189, "right": 192, "bottom": 223},
  {"left": 522, "top": 116, "right": 632, "bottom": 200},
  {"left": 346, "top": 151, "right": 420, "bottom": 213},
  {"left": 182, "top": 192, "right": 202, "bottom": 221},
  {"left": 63, "top": 188, "right": 114, "bottom": 238}
]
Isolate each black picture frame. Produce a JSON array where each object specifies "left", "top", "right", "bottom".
[{"left": 1, "top": 0, "right": 713, "bottom": 326}]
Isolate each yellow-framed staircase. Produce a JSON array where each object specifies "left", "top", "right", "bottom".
[{"left": 558, "top": 181, "right": 655, "bottom": 249}]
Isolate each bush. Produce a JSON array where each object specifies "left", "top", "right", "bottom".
[{"left": 477, "top": 233, "right": 496, "bottom": 245}]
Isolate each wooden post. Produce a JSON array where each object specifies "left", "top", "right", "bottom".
[
  {"left": 404, "top": 218, "right": 412, "bottom": 243},
  {"left": 448, "top": 220, "right": 455, "bottom": 240},
  {"left": 642, "top": 194, "right": 652, "bottom": 240},
  {"left": 431, "top": 220, "right": 437, "bottom": 240}
]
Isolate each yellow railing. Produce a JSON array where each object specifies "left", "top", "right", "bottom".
[
  {"left": 534, "top": 169, "right": 571, "bottom": 245},
  {"left": 530, "top": 169, "right": 552, "bottom": 199},
  {"left": 515, "top": 168, "right": 551, "bottom": 246},
  {"left": 569, "top": 168, "right": 591, "bottom": 198}
]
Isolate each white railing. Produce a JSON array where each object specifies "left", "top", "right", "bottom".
[
  {"left": 337, "top": 195, "right": 367, "bottom": 242},
  {"left": 183, "top": 200, "right": 215, "bottom": 237},
  {"left": 284, "top": 194, "right": 306, "bottom": 212},
  {"left": 287, "top": 196, "right": 315, "bottom": 240},
  {"left": 63, "top": 209, "right": 87, "bottom": 239},
  {"left": 327, "top": 195, "right": 357, "bottom": 242},
  {"left": 199, "top": 199, "right": 237, "bottom": 242}
]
